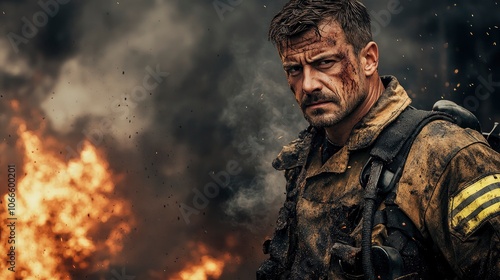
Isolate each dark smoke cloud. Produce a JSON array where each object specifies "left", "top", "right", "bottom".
[{"left": 0, "top": 0, "right": 499, "bottom": 279}]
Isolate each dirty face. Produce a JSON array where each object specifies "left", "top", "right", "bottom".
[{"left": 280, "top": 20, "right": 367, "bottom": 128}]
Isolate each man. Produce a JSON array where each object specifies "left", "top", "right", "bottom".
[{"left": 257, "top": 0, "right": 500, "bottom": 279}]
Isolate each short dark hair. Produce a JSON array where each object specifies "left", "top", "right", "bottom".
[{"left": 269, "top": 0, "right": 372, "bottom": 54}]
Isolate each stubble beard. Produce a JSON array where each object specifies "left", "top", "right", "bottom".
[
  {"left": 303, "top": 90, "right": 367, "bottom": 128},
  {"left": 304, "top": 107, "right": 344, "bottom": 127}
]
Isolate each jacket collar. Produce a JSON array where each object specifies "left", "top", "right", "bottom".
[
  {"left": 272, "top": 126, "right": 318, "bottom": 170},
  {"left": 346, "top": 75, "right": 412, "bottom": 150}
]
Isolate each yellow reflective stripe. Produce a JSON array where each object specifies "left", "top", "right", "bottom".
[
  {"left": 450, "top": 174, "right": 500, "bottom": 236},
  {"left": 451, "top": 187, "right": 500, "bottom": 226},
  {"left": 453, "top": 193, "right": 500, "bottom": 235},
  {"left": 452, "top": 174, "right": 500, "bottom": 207},
  {"left": 458, "top": 201, "right": 500, "bottom": 235}
]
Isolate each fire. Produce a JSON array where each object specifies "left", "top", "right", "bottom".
[
  {"left": 173, "top": 243, "right": 233, "bottom": 280},
  {"left": 178, "top": 255, "right": 226, "bottom": 280},
  {"left": 0, "top": 120, "right": 134, "bottom": 279}
]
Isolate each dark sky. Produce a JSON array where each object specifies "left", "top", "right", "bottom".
[{"left": 0, "top": 0, "right": 499, "bottom": 279}]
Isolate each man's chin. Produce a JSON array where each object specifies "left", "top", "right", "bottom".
[
  {"left": 303, "top": 106, "right": 347, "bottom": 127},
  {"left": 304, "top": 115, "right": 340, "bottom": 128}
]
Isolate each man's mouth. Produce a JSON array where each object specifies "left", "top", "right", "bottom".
[{"left": 305, "top": 100, "right": 331, "bottom": 109}]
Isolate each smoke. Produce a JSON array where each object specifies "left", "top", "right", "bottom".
[
  {"left": 219, "top": 34, "right": 305, "bottom": 228},
  {"left": 0, "top": 0, "right": 499, "bottom": 279},
  {"left": 39, "top": 1, "right": 200, "bottom": 147}
]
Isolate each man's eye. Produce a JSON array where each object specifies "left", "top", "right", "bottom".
[
  {"left": 286, "top": 66, "right": 302, "bottom": 76},
  {"left": 318, "top": 60, "right": 335, "bottom": 69}
]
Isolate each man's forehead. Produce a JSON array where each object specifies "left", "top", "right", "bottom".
[
  {"left": 280, "top": 21, "right": 345, "bottom": 59},
  {"left": 280, "top": 41, "right": 329, "bottom": 58}
]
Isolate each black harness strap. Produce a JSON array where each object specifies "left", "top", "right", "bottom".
[
  {"left": 361, "top": 159, "right": 384, "bottom": 280},
  {"left": 361, "top": 107, "right": 455, "bottom": 194},
  {"left": 360, "top": 107, "right": 455, "bottom": 280}
]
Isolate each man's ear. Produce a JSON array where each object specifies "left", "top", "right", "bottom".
[{"left": 361, "top": 41, "right": 379, "bottom": 77}]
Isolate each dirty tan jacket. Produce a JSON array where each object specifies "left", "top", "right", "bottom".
[{"left": 266, "top": 76, "right": 500, "bottom": 279}]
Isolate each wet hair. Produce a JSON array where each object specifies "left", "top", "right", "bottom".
[{"left": 269, "top": 0, "right": 372, "bottom": 54}]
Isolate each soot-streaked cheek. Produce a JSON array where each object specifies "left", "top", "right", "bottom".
[{"left": 338, "top": 54, "right": 359, "bottom": 95}]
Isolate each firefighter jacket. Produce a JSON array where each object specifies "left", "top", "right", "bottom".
[{"left": 257, "top": 76, "right": 500, "bottom": 279}]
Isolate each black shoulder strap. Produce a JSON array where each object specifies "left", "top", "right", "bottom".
[
  {"left": 360, "top": 107, "right": 455, "bottom": 193},
  {"left": 371, "top": 107, "right": 454, "bottom": 164}
]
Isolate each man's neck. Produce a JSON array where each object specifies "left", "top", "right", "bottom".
[{"left": 325, "top": 76, "right": 385, "bottom": 145}]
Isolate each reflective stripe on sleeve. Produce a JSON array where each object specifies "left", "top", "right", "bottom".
[{"left": 450, "top": 174, "right": 500, "bottom": 236}]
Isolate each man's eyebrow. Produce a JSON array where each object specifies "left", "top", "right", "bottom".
[
  {"left": 282, "top": 61, "right": 301, "bottom": 69},
  {"left": 282, "top": 52, "right": 344, "bottom": 68},
  {"left": 308, "top": 52, "right": 343, "bottom": 63}
]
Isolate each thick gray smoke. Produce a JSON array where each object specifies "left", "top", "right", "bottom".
[{"left": 0, "top": 0, "right": 498, "bottom": 279}]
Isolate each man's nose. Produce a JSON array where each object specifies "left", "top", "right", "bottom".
[{"left": 302, "top": 67, "right": 322, "bottom": 95}]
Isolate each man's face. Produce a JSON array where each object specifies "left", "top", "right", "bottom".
[{"left": 280, "top": 20, "right": 367, "bottom": 128}]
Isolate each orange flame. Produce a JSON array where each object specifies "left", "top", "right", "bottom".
[
  {"left": 0, "top": 120, "right": 134, "bottom": 279},
  {"left": 178, "top": 255, "right": 226, "bottom": 280},
  {"left": 172, "top": 243, "right": 233, "bottom": 280}
]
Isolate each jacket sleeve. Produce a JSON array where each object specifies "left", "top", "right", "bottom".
[
  {"left": 429, "top": 141, "right": 500, "bottom": 279},
  {"left": 396, "top": 121, "right": 500, "bottom": 279}
]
